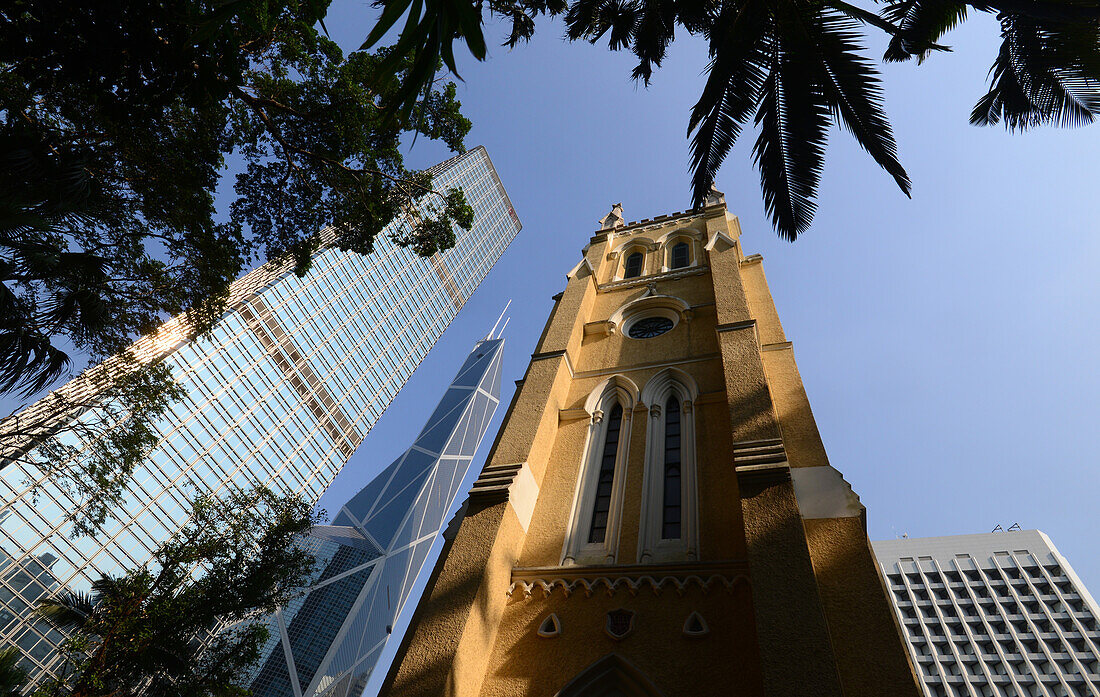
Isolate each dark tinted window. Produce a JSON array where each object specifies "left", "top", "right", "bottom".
[{"left": 670, "top": 242, "right": 689, "bottom": 269}]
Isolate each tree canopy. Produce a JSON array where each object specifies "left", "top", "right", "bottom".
[
  {"left": 0, "top": 0, "right": 474, "bottom": 400},
  {"left": 365, "top": 0, "right": 1100, "bottom": 240},
  {"left": 0, "top": 0, "right": 475, "bottom": 531},
  {"left": 30, "top": 487, "right": 319, "bottom": 697}
]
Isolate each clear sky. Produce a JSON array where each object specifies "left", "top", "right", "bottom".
[{"left": 305, "top": 2, "right": 1100, "bottom": 688}]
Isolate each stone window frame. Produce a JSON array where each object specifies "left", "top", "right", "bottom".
[
  {"left": 656, "top": 229, "right": 706, "bottom": 273},
  {"left": 637, "top": 368, "right": 700, "bottom": 563},
  {"left": 562, "top": 375, "right": 639, "bottom": 566}
]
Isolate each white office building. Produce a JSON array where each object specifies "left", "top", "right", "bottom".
[{"left": 873, "top": 531, "right": 1100, "bottom": 697}]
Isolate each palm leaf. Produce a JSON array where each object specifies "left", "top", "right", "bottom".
[
  {"left": 807, "top": 9, "right": 912, "bottom": 195},
  {"left": 687, "top": 0, "right": 772, "bottom": 208},
  {"left": 751, "top": 22, "right": 831, "bottom": 240},
  {"left": 37, "top": 590, "right": 96, "bottom": 631},
  {"left": 973, "top": 12, "right": 1100, "bottom": 128},
  {"left": 882, "top": 0, "right": 966, "bottom": 61}
]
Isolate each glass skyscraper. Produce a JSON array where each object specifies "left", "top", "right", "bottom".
[
  {"left": 249, "top": 334, "right": 505, "bottom": 697},
  {"left": 0, "top": 146, "right": 520, "bottom": 679}
]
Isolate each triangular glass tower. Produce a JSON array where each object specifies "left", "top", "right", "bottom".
[{"left": 248, "top": 335, "right": 506, "bottom": 697}]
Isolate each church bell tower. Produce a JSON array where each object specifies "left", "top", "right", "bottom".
[{"left": 378, "top": 195, "right": 921, "bottom": 696}]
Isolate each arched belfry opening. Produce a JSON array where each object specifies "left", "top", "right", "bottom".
[{"left": 555, "top": 653, "right": 666, "bottom": 697}]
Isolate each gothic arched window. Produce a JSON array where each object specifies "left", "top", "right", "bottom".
[
  {"left": 638, "top": 369, "right": 698, "bottom": 563},
  {"left": 587, "top": 403, "right": 622, "bottom": 544},
  {"left": 623, "top": 252, "right": 644, "bottom": 279},
  {"left": 670, "top": 241, "right": 690, "bottom": 269},
  {"left": 563, "top": 377, "right": 638, "bottom": 566},
  {"left": 662, "top": 396, "right": 682, "bottom": 539}
]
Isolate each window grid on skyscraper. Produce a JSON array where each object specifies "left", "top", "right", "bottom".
[
  {"left": 0, "top": 146, "right": 519, "bottom": 681},
  {"left": 874, "top": 531, "right": 1100, "bottom": 697}
]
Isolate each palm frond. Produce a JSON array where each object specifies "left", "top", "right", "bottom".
[
  {"left": 751, "top": 30, "right": 831, "bottom": 240},
  {"left": 37, "top": 590, "right": 96, "bottom": 631},
  {"left": 973, "top": 12, "right": 1100, "bottom": 129},
  {"left": 687, "top": 0, "right": 772, "bottom": 208},
  {"left": 809, "top": 9, "right": 912, "bottom": 195},
  {"left": 882, "top": 0, "right": 967, "bottom": 61},
  {"left": 629, "top": 0, "right": 678, "bottom": 83}
]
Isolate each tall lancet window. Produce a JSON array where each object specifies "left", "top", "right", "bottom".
[
  {"left": 662, "top": 396, "right": 682, "bottom": 539},
  {"left": 564, "top": 376, "right": 638, "bottom": 566},
  {"left": 588, "top": 403, "right": 623, "bottom": 543},
  {"left": 638, "top": 369, "right": 698, "bottom": 563},
  {"left": 624, "top": 252, "right": 644, "bottom": 279}
]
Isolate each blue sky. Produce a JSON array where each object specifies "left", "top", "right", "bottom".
[
  {"left": 304, "top": 4, "right": 1100, "bottom": 685},
  {"left": 314, "top": 0, "right": 1100, "bottom": 609}
]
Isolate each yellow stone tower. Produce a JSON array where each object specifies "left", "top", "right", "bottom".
[{"left": 379, "top": 193, "right": 921, "bottom": 696}]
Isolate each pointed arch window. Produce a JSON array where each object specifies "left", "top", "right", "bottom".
[
  {"left": 624, "top": 252, "right": 644, "bottom": 279},
  {"left": 563, "top": 377, "right": 638, "bottom": 566},
  {"left": 670, "top": 242, "right": 690, "bottom": 270},
  {"left": 638, "top": 370, "right": 698, "bottom": 563},
  {"left": 588, "top": 403, "right": 622, "bottom": 543},
  {"left": 662, "top": 396, "right": 682, "bottom": 539}
]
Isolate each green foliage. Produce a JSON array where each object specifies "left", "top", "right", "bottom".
[
  {"left": 28, "top": 359, "right": 187, "bottom": 537},
  {"left": 0, "top": 647, "right": 28, "bottom": 697},
  {"left": 1, "top": 0, "right": 474, "bottom": 531},
  {"left": 366, "top": 0, "right": 1100, "bottom": 240},
  {"left": 33, "top": 487, "right": 320, "bottom": 697},
  {"left": 0, "top": 0, "right": 473, "bottom": 395}
]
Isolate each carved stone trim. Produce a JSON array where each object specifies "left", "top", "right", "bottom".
[
  {"left": 509, "top": 561, "right": 749, "bottom": 598},
  {"left": 598, "top": 266, "right": 709, "bottom": 292}
]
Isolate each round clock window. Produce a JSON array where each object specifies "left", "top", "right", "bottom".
[{"left": 627, "top": 316, "right": 674, "bottom": 339}]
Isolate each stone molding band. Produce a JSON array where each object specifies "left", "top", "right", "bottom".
[{"left": 509, "top": 561, "right": 750, "bottom": 598}]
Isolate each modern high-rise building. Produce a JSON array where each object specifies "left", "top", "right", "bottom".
[
  {"left": 874, "top": 531, "right": 1100, "bottom": 697},
  {"left": 0, "top": 146, "right": 520, "bottom": 680},
  {"left": 378, "top": 194, "right": 921, "bottom": 696},
  {"left": 249, "top": 332, "right": 505, "bottom": 697}
]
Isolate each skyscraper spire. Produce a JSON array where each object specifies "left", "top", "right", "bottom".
[{"left": 249, "top": 333, "right": 506, "bottom": 697}]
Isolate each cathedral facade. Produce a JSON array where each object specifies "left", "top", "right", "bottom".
[{"left": 378, "top": 193, "right": 921, "bottom": 696}]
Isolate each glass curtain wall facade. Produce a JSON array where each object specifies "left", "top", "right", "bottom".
[
  {"left": 249, "top": 335, "right": 505, "bottom": 697},
  {"left": 874, "top": 531, "right": 1100, "bottom": 697},
  {"left": 0, "top": 146, "right": 520, "bottom": 679}
]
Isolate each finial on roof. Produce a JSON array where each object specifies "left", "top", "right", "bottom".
[
  {"left": 599, "top": 203, "right": 625, "bottom": 230},
  {"left": 704, "top": 184, "right": 725, "bottom": 208}
]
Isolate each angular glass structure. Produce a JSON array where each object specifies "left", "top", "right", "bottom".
[
  {"left": 0, "top": 147, "right": 519, "bottom": 679},
  {"left": 249, "top": 335, "right": 505, "bottom": 697}
]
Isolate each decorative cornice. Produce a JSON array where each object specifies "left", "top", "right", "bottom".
[
  {"left": 598, "top": 265, "right": 709, "bottom": 292},
  {"left": 509, "top": 561, "right": 750, "bottom": 598},
  {"left": 761, "top": 341, "right": 793, "bottom": 352},
  {"left": 599, "top": 211, "right": 705, "bottom": 236}
]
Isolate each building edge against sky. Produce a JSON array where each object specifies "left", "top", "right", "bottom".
[
  {"left": 0, "top": 146, "right": 520, "bottom": 681},
  {"left": 377, "top": 195, "right": 921, "bottom": 697},
  {"left": 874, "top": 531, "right": 1100, "bottom": 697},
  {"left": 249, "top": 332, "right": 505, "bottom": 697}
]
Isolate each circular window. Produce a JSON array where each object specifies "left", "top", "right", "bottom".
[{"left": 627, "top": 316, "right": 674, "bottom": 339}]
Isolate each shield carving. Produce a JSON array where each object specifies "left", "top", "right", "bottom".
[{"left": 604, "top": 608, "right": 635, "bottom": 641}]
